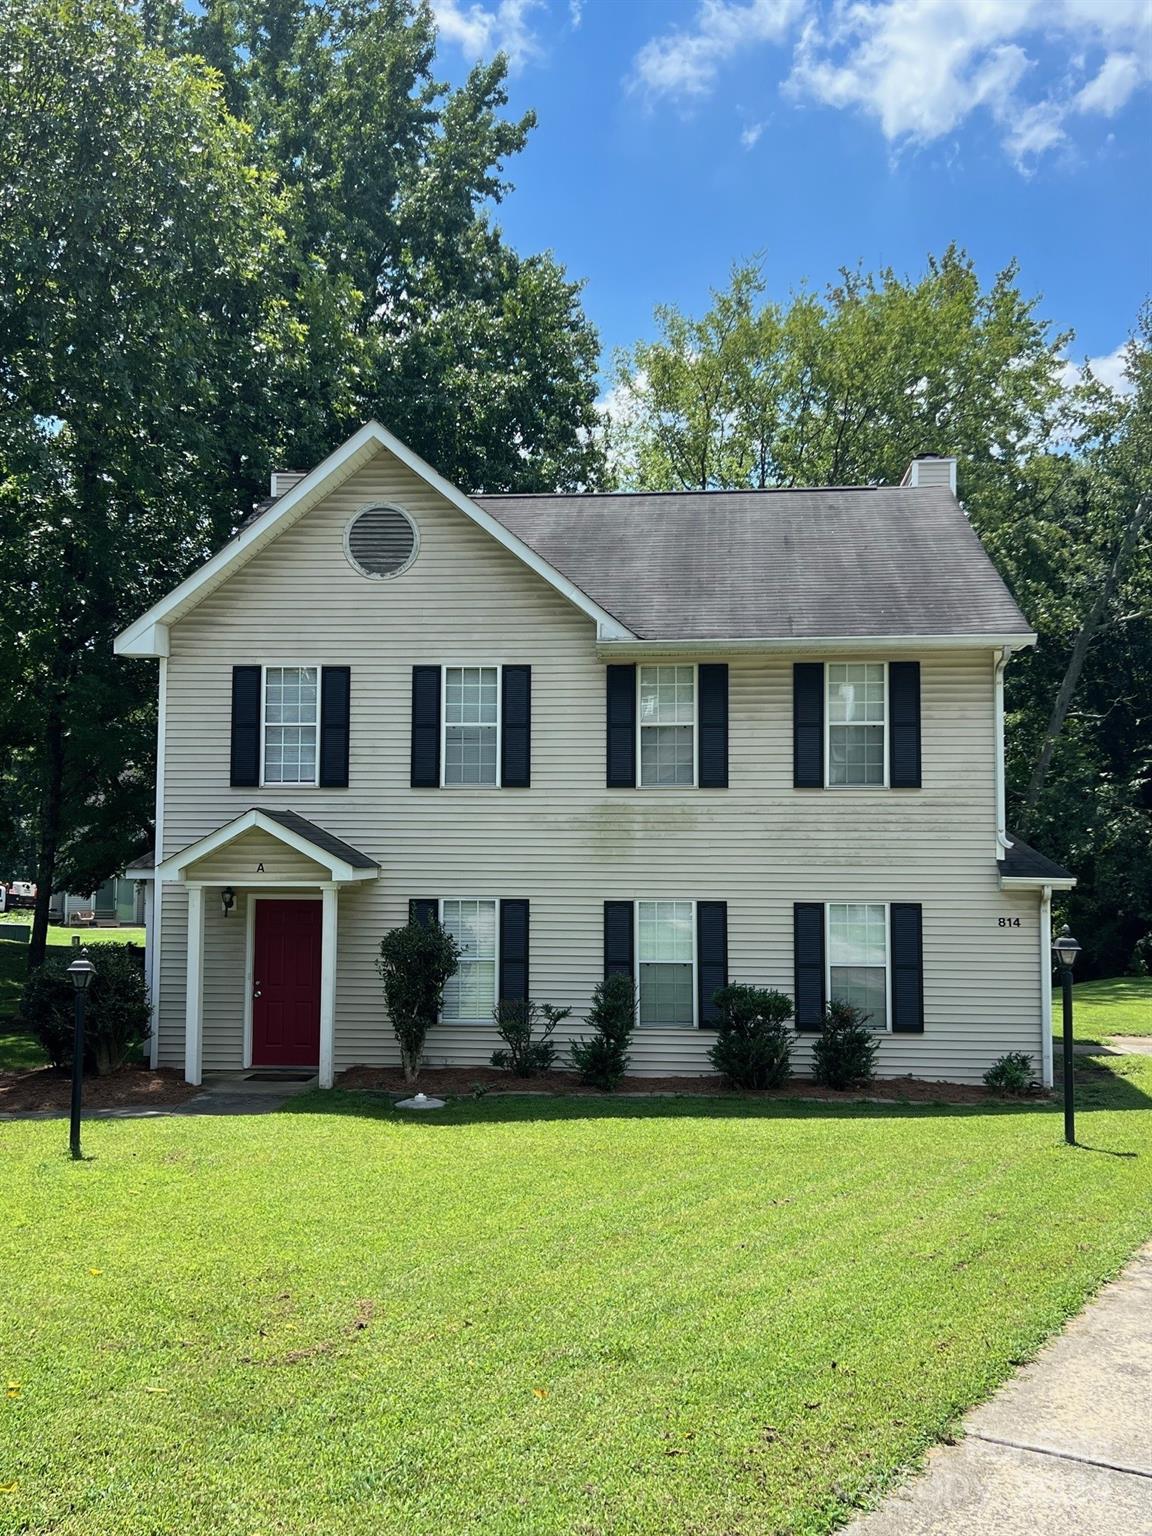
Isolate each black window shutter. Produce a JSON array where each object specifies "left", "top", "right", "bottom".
[
  {"left": 697, "top": 665, "right": 729, "bottom": 788},
  {"left": 890, "top": 903, "right": 925, "bottom": 1033},
  {"left": 606, "top": 665, "right": 637, "bottom": 788},
  {"left": 793, "top": 902, "right": 826, "bottom": 1029},
  {"left": 499, "top": 899, "right": 530, "bottom": 1003},
  {"left": 409, "top": 898, "right": 438, "bottom": 928},
  {"left": 501, "top": 666, "right": 532, "bottom": 788},
  {"left": 793, "top": 663, "right": 824, "bottom": 788},
  {"left": 410, "top": 666, "right": 441, "bottom": 788},
  {"left": 889, "top": 661, "right": 922, "bottom": 789},
  {"left": 603, "top": 901, "right": 635, "bottom": 980},
  {"left": 319, "top": 667, "right": 351, "bottom": 788},
  {"left": 230, "top": 666, "right": 261, "bottom": 787},
  {"left": 696, "top": 901, "right": 728, "bottom": 1027}
]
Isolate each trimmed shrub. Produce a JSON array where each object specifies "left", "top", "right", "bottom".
[
  {"left": 810, "top": 1001, "right": 878, "bottom": 1090},
  {"left": 21, "top": 945, "right": 150, "bottom": 1074},
  {"left": 377, "top": 918, "right": 460, "bottom": 1083},
  {"left": 983, "top": 1051, "right": 1037, "bottom": 1095},
  {"left": 569, "top": 973, "right": 636, "bottom": 1090},
  {"left": 490, "top": 999, "right": 572, "bottom": 1076},
  {"left": 707, "top": 984, "right": 794, "bottom": 1089}
]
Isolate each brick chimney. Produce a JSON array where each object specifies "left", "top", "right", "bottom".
[{"left": 900, "top": 453, "right": 957, "bottom": 494}]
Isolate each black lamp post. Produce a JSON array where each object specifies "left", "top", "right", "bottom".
[
  {"left": 67, "top": 954, "right": 95, "bottom": 1160},
  {"left": 1053, "top": 924, "right": 1082, "bottom": 1146}
]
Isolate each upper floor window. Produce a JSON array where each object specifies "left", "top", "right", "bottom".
[
  {"left": 440, "top": 899, "right": 497, "bottom": 1020},
  {"left": 827, "top": 663, "right": 886, "bottom": 786},
  {"left": 444, "top": 666, "right": 499, "bottom": 786},
  {"left": 828, "top": 902, "right": 888, "bottom": 1030},
  {"left": 637, "top": 900, "right": 695, "bottom": 1027},
  {"left": 263, "top": 666, "right": 319, "bottom": 784},
  {"left": 639, "top": 665, "right": 695, "bottom": 787}
]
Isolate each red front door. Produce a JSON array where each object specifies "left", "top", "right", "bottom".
[{"left": 252, "top": 900, "right": 322, "bottom": 1067}]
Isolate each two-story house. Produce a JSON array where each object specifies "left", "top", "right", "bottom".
[{"left": 114, "top": 422, "right": 1074, "bottom": 1090}]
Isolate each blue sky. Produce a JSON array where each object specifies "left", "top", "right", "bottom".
[{"left": 429, "top": 0, "right": 1151, "bottom": 392}]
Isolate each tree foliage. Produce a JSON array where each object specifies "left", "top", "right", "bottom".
[{"left": 377, "top": 917, "right": 460, "bottom": 1083}]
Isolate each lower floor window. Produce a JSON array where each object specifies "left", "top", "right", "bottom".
[
  {"left": 440, "top": 899, "right": 497, "bottom": 1021},
  {"left": 637, "top": 900, "right": 695, "bottom": 1027},
  {"left": 828, "top": 902, "right": 888, "bottom": 1030}
]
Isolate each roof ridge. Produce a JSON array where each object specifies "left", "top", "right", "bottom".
[{"left": 473, "top": 485, "right": 888, "bottom": 499}]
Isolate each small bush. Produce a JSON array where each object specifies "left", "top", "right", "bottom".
[
  {"left": 490, "top": 999, "right": 572, "bottom": 1076},
  {"left": 707, "top": 984, "right": 794, "bottom": 1089},
  {"left": 810, "top": 1001, "right": 878, "bottom": 1090},
  {"left": 983, "top": 1051, "right": 1037, "bottom": 1095},
  {"left": 21, "top": 945, "right": 150, "bottom": 1074},
  {"left": 569, "top": 973, "right": 636, "bottom": 1090},
  {"left": 377, "top": 918, "right": 460, "bottom": 1084}
]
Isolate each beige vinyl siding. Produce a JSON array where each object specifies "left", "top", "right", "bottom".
[
  {"left": 184, "top": 829, "right": 329, "bottom": 884},
  {"left": 155, "top": 447, "right": 1044, "bottom": 1083}
]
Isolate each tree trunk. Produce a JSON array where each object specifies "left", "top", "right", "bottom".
[
  {"left": 28, "top": 697, "right": 66, "bottom": 970},
  {"left": 1019, "top": 499, "right": 1149, "bottom": 833}
]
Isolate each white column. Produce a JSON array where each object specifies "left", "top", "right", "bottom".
[
  {"left": 1040, "top": 885, "right": 1054, "bottom": 1088},
  {"left": 319, "top": 884, "right": 338, "bottom": 1089},
  {"left": 144, "top": 879, "right": 160, "bottom": 1069},
  {"left": 185, "top": 884, "right": 204, "bottom": 1086}
]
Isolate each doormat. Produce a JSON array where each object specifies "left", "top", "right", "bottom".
[{"left": 244, "top": 1071, "right": 317, "bottom": 1083}]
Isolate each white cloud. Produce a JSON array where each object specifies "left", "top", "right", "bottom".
[
  {"left": 631, "top": 0, "right": 1151, "bottom": 171},
  {"left": 1060, "top": 342, "right": 1135, "bottom": 396},
  {"left": 1075, "top": 51, "right": 1143, "bottom": 116},
  {"left": 431, "top": 0, "right": 543, "bottom": 70},
  {"left": 631, "top": 0, "right": 806, "bottom": 101},
  {"left": 741, "top": 120, "right": 766, "bottom": 147},
  {"left": 569, "top": 0, "right": 583, "bottom": 26}
]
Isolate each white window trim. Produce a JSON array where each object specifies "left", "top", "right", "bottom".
[
  {"left": 440, "top": 664, "right": 503, "bottom": 790},
  {"left": 438, "top": 896, "right": 500, "bottom": 1022},
  {"left": 635, "top": 898, "right": 698, "bottom": 1030},
  {"left": 259, "top": 663, "right": 321, "bottom": 789},
  {"left": 637, "top": 663, "right": 699, "bottom": 790},
  {"left": 824, "top": 660, "right": 889, "bottom": 790},
  {"left": 825, "top": 900, "right": 892, "bottom": 1033}
]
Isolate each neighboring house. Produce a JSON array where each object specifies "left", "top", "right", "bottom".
[
  {"left": 53, "top": 877, "right": 147, "bottom": 926},
  {"left": 114, "top": 422, "right": 1074, "bottom": 1090}
]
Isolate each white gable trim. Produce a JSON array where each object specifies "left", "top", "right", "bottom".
[
  {"left": 156, "top": 808, "right": 378, "bottom": 884},
  {"left": 114, "top": 421, "right": 634, "bottom": 656}
]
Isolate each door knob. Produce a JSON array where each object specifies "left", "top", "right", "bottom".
[{"left": 253, "top": 981, "right": 262, "bottom": 999}]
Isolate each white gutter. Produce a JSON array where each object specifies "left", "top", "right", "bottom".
[
  {"left": 1040, "top": 884, "right": 1054, "bottom": 1088},
  {"left": 597, "top": 634, "right": 1037, "bottom": 659},
  {"left": 994, "top": 646, "right": 1014, "bottom": 859},
  {"left": 148, "top": 656, "right": 167, "bottom": 1069}
]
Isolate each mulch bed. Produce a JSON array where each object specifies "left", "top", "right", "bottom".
[
  {"left": 336, "top": 1064, "right": 1019, "bottom": 1105},
  {"left": 0, "top": 1065, "right": 201, "bottom": 1114}
]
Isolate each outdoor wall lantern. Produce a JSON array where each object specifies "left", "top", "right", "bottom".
[
  {"left": 1052, "top": 924, "right": 1082, "bottom": 1147},
  {"left": 220, "top": 887, "right": 236, "bottom": 919},
  {"left": 67, "top": 953, "right": 96, "bottom": 1161}
]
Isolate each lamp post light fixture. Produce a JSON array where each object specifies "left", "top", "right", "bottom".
[
  {"left": 1052, "top": 924, "right": 1082, "bottom": 1146},
  {"left": 67, "top": 954, "right": 96, "bottom": 1161}
]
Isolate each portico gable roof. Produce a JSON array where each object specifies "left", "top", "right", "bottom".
[{"left": 156, "top": 808, "right": 378, "bottom": 884}]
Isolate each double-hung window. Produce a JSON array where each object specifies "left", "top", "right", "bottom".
[
  {"left": 827, "top": 902, "right": 889, "bottom": 1030},
  {"left": 827, "top": 663, "right": 886, "bottom": 786},
  {"left": 439, "top": 900, "right": 498, "bottom": 1021},
  {"left": 444, "top": 667, "right": 499, "bottom": 786},
  {"left": 637, "top": 901, "right": 695, "bottom": 1027},
  {"left": 263, "top": 666, "right": 319, "bottom": 785},
  {"left": 639, "top": 666, "right": 695, "bottom": 787}
]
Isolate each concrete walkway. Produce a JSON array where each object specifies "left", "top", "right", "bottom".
[
  {"left": 0, "top": 1072, "right": 318, "bottom": 1121},
  {"left": 845, "top": 1243, "right": 1152, "bottom": 1534}
]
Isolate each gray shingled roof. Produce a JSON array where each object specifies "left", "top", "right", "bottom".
[
  {"left": 475, "top": 486, "right": 1032, "bottom": 641},
  {"left": 1000, "top": 836, "right": 1075, "bottom": 882},
  {"left": 256, "top": 809, "right": 378, "bottom": 870}
]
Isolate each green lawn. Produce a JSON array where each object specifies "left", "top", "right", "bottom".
[
  {"left": 1059, "top": 975, "right": 1152, "bottom": 1042},
  {"left": 2, "top": 1054, "right": 1151, "bottom": 1535},
  {"left": 0, "top": 923, "right": 145, "bottom": 1070}
]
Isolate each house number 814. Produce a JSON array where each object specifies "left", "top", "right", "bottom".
[{"left": 998, "top": 917, "right": 1021, "bottom": 928}]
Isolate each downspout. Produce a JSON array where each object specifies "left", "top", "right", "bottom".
[
  {"left": 994, "top": 647, "right": 1013, "bottom": 859},
  {"left": 1040, "top": 884, "right": 1053, "bottom": 1088},
  {"left": 148, "top": 656, "right": 167, "bottom": 1069}
]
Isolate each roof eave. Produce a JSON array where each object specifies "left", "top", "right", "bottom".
[
  {"left": 596, "top": 633, "right": 1037, "bottom": 658},
  {"left": 999, "top": 874, "right": 1077, "bottom": 891}
]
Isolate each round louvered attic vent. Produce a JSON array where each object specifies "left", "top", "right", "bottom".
[{"left": 345, "top": 505, "right": 418, "bottom": 579}]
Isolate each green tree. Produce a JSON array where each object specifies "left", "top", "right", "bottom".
[
  {"left": 169, "top": 0, "right": 604, "bottom": 491},
  {"left": 0, "top": 0, "right": 332, "bottom": 965}
]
